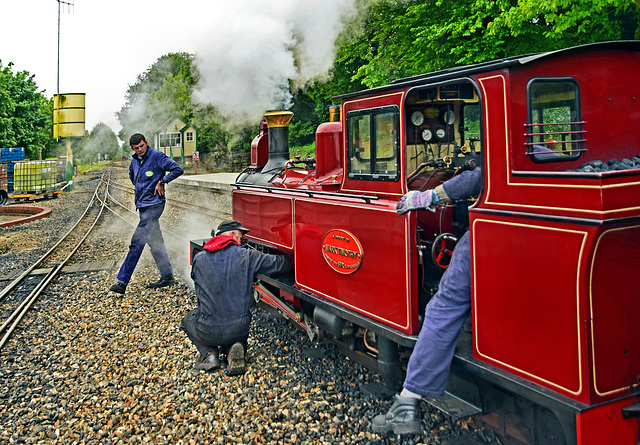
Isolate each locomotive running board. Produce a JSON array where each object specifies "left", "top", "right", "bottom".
[{"left": 425, "top": 392, "right": 482, "bottom": 420}]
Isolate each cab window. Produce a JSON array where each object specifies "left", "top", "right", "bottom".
[
  {"left": 347, "top": 106, "right": 400, "bottom": 181},
  {"left": 525, "top": 78, "right": 585, "bottom": 162}
]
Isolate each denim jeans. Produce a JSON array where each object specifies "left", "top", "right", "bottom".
[{"left": 116, "top": 202, "right": 172, "bottom": 284}]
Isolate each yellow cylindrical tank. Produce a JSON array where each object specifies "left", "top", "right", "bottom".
[{"left": 53, "top": 93, "right": 86, "bottom": 139}]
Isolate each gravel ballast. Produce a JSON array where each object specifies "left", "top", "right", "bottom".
[{"left": 0, "top": 167, "right": 487, "bottom": 445}]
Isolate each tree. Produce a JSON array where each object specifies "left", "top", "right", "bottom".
[
  {"left": 0, "top": 61, "right": 54, "bottom": 159},
  {"left": 74, "top": 123, "right": 120, "bottom": 164},
  {"left": 334, "top": 0, "right": 640, "bottom": 89},
  {"left": 116, "top": 52, "right": 198, "bottom": 141}
]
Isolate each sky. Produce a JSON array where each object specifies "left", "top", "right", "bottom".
[{"left": 0, "top": 0, "right": 358, "bottom": 138}]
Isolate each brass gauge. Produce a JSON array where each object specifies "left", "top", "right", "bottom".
[{"left": 422, "top": 128, "right": 433, "bottom": 141}]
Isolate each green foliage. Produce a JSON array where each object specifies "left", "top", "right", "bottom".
[
  {"left": 334, "top": 0, "right": 639, "bottom": 88},
  {"left": 0, "top": 61, "right": 54, "bottom": 159},
  {"left": 190, "top": 104, "right": 229, "bottom": 155},
  {"left": 113, "top": 1, "right": 639, "bottom": 172},
  {"left": 290, "top": 142, "right": 316, "bottom": 159},
  {"left": 116, "top": 52, "right": 198, "bottom": 141},
  {"left": 74, "top": 123, "right": 120, "bottom": 164}
]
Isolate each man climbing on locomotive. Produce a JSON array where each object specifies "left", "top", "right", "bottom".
[{"left": 371, "top": 167, "right": 482, "bottom": 435}]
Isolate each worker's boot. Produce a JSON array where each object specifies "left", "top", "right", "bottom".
[
  {"left": 147, "top": 274, "right": 175, "bottom": 289},
  {"left": 371, "top": 394, "right": 422, "bottom": 435},
  {"left": 227, "top": 342, "right": 246, "bottom": 376},
  {"left": 109, "top": 280, "right": 127, "bottom": 294},
  {"left": 194, "top": 349, "right": 220, "bottom": 371}
]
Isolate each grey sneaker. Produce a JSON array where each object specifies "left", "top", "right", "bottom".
[
  {"left": 227, "top": 342, "right": 246, "bottom": 376},
  {"left": 371, "top": 394, "right": 422, "bottom": 435},
  {"left": 109, "top": 281, "right": 127, "bottom": 294},
  {"left": 146, "top": 274, "right": 175, "bottom": 289}
]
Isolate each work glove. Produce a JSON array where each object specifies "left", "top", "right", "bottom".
[{"left": 396, "top": 190, "right": 436, "bottom": 215}]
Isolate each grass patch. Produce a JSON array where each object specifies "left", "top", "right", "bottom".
[{"left": 290, "top": 142, "right": 316, "bottom": 159}]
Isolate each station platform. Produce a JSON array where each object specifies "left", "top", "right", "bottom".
[{"left": 173, "top": 172, "right": 239, "bottom": 191}]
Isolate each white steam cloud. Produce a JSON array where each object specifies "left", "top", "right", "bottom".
[{"left": 192, "top": 0, "right": 357, "bottom": 123}]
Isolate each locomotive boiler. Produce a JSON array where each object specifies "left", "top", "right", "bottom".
[{"left": 195, "top": 41, "right": 640, "bottom": 444}]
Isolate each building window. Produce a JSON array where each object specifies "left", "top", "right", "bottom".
[
  {"left": 525, "top": 78, "right": 585, "bottom": 163},
  {"left": 186, "top": 131, "right": 194, "bottom": 142},
  {"left": 159, "top": 132, "right": 181, "bottom": 148},
  {"left": 347, "top": 106, "right": 400, "bottom": 181}
]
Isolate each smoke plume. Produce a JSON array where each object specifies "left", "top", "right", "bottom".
[{"left": 192, "top": 0, "right": 357, "bottom": 123}]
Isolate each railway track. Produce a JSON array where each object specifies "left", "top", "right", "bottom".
[
  {"left": 1, "top": 168, "right": 232, "bottom": 351},
  {"left": 108, "top": 179, "right": 233, "bottom": 220},
  {"left": 100, "top": 180, "right": 190, "bottom": 253},
  {"left": 0, "top": 170, "right": 110, "bottom": 350}
]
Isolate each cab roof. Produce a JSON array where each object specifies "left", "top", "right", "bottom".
[{"left": 333, "top": 40, "right": 640, "bottom": 102}]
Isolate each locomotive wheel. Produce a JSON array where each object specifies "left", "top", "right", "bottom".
[
  {"left": 431, "top": 233, "right": 458, "bottom": 269},
  {"left": 0, "top": 190, "right": 8, "bottom": 206}
]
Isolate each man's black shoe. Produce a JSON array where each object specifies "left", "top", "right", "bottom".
[
  {"left": 146, "top": 274, "right": 175, "bottom": 289},
  {"left": 109, "top": 281, "right": 127, "bottom": 294},
  {"left": 227, "top": 342, "right": 246, "bottom": 376},
  {"left": 194, "top": 350, "right": 220, "bottom": 371},
  {"left": 371, "top": 394, "right": 422, "bottom": 435}
]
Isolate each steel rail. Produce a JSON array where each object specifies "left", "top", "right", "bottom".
[
  {"left": 108, "top": 179, "right": 232, "bottom": 219},
  {"left": 0, "top": 172, "right": 105, "bottom": 303},
  {"left": 101, "top": 186, "right": 189, "bottom": 247},
  {"left": 0, "top": 171, "right": 109, "bottom": 350}
]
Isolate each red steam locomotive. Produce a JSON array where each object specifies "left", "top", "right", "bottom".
[{"left": 199, "top": 41, "right": 640, "bottom": 443}]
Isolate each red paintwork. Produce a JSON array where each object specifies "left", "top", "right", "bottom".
[
  {"left": 469, "top": 49, "right": 640, "bottom": 408},
  {"left": 232, "top": 42, "right": 640, "bottom": 442},
  {"left": 576, "top": 395, "right": 640, "bottom": 444}
]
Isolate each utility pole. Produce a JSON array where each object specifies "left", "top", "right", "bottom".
[{"left": 57, "top": 0, "right": 74, "bottom": 97}]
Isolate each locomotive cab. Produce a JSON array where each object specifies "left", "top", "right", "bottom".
[{"left": 226, "top": 41, "right": 640, "bottom": 444}]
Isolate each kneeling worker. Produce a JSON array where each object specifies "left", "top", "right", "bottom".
[{"left": 181, "top": 220, "right": 293, "bottom": 375}]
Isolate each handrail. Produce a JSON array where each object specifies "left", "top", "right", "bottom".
[{"left": 232, "top": 183, "right": 380, "bottom": 204}]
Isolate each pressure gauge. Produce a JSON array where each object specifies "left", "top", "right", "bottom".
[
  {"left": 422, "top": 128, "right": 433, "bottom": 141},
  {"left": 443, "top": 110, "right": 456, "bottom": 125},
  {"left": 411, "top": 111, "right": 424, "bottom": 126},
  {"left": 435, "top": 127, "right": 447, "bottom": 139}
]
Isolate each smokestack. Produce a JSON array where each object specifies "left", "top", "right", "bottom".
[{"left": 261, "top": 110, "right": 293, "bottom": 173}]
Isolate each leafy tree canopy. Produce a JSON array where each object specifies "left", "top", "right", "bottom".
[
  {"left": 113, "top": 1, "right": 640, "bottom": 168},
  {"left": 74, "top": 122, "right": 120, "bottom": 163},
  {"left": 116, "top": 52, "right": 198, "bottom": 141},
  {"left": 0, "top": 61, "right": 54, "bottom": 160},
  {"left": 336, "top": 0, "right": 639, "bottom": 88}
]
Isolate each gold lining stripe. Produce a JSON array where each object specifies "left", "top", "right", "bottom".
[
  {"left": 476, "top": 75, "right": 640, "bottom": 216},
  {"left": 472, "top": 218, "right": 586, "bottom": 396},
  {"left": 293, "top": 197, "right": 412, "bottom": 331},
  {"left": 590, "top": 226, "right": 640, "bottom": 397},
  {"left": 237, "top": 191, "right": 294, "bottom": 250},
  {"left": 340, "top": 92, "right": 406, "bottom": 196}
]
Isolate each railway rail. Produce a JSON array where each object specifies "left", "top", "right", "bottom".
[
  {"left": 108, "top": 179, "right": 233, "bottom": 220},
  {"left": 0, "top": 170, "right": 110, "bottom": 350}
]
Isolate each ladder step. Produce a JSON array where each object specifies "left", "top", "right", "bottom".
[{"left": 426, "top": 391, "right": 482, "bottom": 419}]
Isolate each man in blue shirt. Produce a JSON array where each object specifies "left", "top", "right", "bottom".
[
  {"left": 110, "top": 133, "right": 184, "bottom": 294},
  {"left": 181, "top": 220, "right": 293, "bottom": 375}
]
